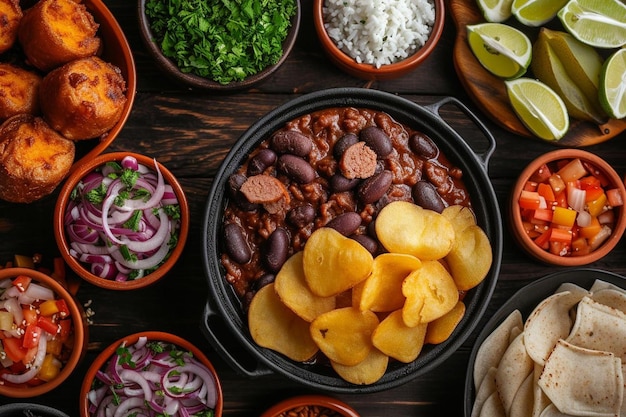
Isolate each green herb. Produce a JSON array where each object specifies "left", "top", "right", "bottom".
[
  {"left": 162, "top": 204, "right": 181, "bottom": 220},
  {"left": 121, "top": 168, "right": 140, "bottom": 189},
  {"left": 147, "top": 341, "right": 166, "bottom": 353},
  {"left": 123, "top": 210, "right": 143, "bottom": 231},
  {"left": 144, "top": 0, "right": 297, "bottom": 84},
  {"left": 116, "top": 345, "right": 136, "bottom": 368},
  {"left": 114, "top": 189, "right": 131, "bottom": 207},
  {"left": 119, "top": 244, "right": 138, "bottom": 263},
  {"left": 85, "top": 182, "right": 108, "bottom": 204}
]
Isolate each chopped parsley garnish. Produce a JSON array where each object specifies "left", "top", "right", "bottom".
[
  {"left": 144, "top": 0, "right": 297, "bottom": 84},
  {"left": 123, "top": 210, "right": 143, "bottom": 231},
  {"left": 116, "top": 346, "right": 136, "bottom": 368},
  {"left": 85, "top": 182, "right": 108, "bottom": 204}
]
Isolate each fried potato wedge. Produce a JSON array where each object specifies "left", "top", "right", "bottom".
[
  {"left": 401, "top": 260, "right": 459, "bottom": 327},
  {"left": 248, "top": 283, "right": 319, "bottom": 362},
  {"left": 354, "top": 253, "right": 421, "bottom": 312},
  {"left": 441, "top": 204, "right": 477, "bottom": 232},
  {"left": 274, "top": 251, "right": 336, "bottom": 322},
  {"left": 372, "top": 309, "right": 427, "bottom": 363},
  {"left": 303, "top": 227, "right": 373, "bottom": 297},
  {"left": 375, "top": 201, "right": 455, "bottom": 260},
  {"left": 331, "top": 347, "right": 389, "bottom": 385},
  {"left": 425, "top": 300, "right": 466, "bottom": 345},
  {"left": 310, "top": 307, "right": 379, "bottom": 366}
]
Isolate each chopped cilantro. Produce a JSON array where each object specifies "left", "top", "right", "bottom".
[
  {"left": 147, "top": 341, "right": 166, "bottom": 353},
  {"left": 123, "top": 210, "right": 143, "bottom": 231},
  {"left": 85, "top": 182, "right": 108, "bottom": 204},
  {"left": 163, "top": 204, "right": 181, "bottom": 220},
  {"left": 144, "top": 0, "right": 297, "bottom": 84},
  {"left": 119, "top": 245, "right": 138, "bottom": 263},
  {"left": 116, "top": 346, "right": 136, "bottom": 369},
  {"left": 120, "top": 168, "right": 140, "bottom": 189}
]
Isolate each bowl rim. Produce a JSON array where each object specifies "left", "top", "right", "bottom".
[
  {"left": 136, "top": 0, "right": 301, "bottom": 90},
  {"left": 260, "top": 394, "right": 361, "bottom": 417},
  {"left": 0, "top": 267, "right": 86, "bottom": 398},
  {"left": 509, "top": 148, "right": 626, "bottom": 266},
  {"left": 312, "top": 0, "right": 445, "bottom": 79},
  {"left": 0, "top": 402, "right": 70, "bottom": 417},
  {"left": 201, "top": 87, "right": 503, "bottom": 393},
  {"left": 78, "top": 330, "right": 224, "bottom": 417},
  {"left": 53, "top": 152, "right": 190, "bottom": 290},
  {"left": 72, "top": 0, "right": 136, "bottom": 170}
]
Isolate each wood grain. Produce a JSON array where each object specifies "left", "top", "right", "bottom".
[{"left": 448, "top": 0, "right": 626, "bottom": 147}]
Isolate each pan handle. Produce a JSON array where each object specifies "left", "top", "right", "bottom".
[
  {"left": 424, "top": 96, "right": 496, "bottom": 170},
  {"left": 201, "top": 299, "right": 273, "bottom": 378}
]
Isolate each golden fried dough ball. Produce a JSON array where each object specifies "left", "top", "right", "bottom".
[
  {"left": 0, "top": 0, "right": 22, "bottom": 54},
  {"left": 0, "top": 63, "right": 41, "bottom": 121},
  {"left": 18, "top": 0, "right": 100, "bottom": 72},
  {"left": 0, "top": 114, "right": 75, "bottom": 203},
  {"left": 39, "top": 56, "right": 127, "bottom": 140}
]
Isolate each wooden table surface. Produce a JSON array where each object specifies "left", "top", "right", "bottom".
[{"left": 2, "top": 0, "right": 626, "bottom": 415}]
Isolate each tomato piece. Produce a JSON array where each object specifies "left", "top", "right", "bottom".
[
  {"left": 519, "top": 190, "right": 541, "bottom": 210},
  {"left": 55, "top": 299, "right": 70, "bottom": 319},
  {"left": 558, "top": 158, "right": 587, "bottom": 182},
  {"left": 579, "top": 175, "right": 601, "bottom": 189},
  {"left": 2, "top": 337, "right": 27, "bottom": 362},
  {"left": 11, "top": 275, "right": 31, "bottom": 292},
  {"left": 533, "top": 228, "right": 552, "bottom": 250},
  {"left": 37, "top": 315, "right": 60, "bottom": 336},
  {"left": 57, "top": 319, "right": 72, "bottom": 342},
  {"left": 550, "top": 228, "right": 573, "bottom": 243},
  {"left": 584, "top": 186, "right": 604, "bottom": 203},
  {"left": 606, "top": 188, "right": 624, "bottom": 207},
  {"left": 549, "top": 240, "right": 569, "bottom": 256},
  {"left": 533, "top": 208, "right": 553, "bottom": 222},
  {"left": 537, "top": 182, "right": 556, "bottom": 202},
  {"left": 582, "top": 161, "right": 610, "bottom": 186},
  {"left": 523, "top": 180, "right": 538, "bottom": 191},
  {"left": 22, "top": 324, "right": 41, "bottom": 349},
  {"left": 529, "top": 163, "right": 552, "bottom": 183},
  {"left": 571, "top": 237, "right": 591, "bottom": 256},
  {"left": 22, "top": 308, "right": 37, "bottom": 326},
  {"left": 554, "top": 190, "right": 568, "bottom": 208}
]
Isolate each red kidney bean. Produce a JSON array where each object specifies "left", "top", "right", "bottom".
[
  {"left": 358, "top": 170, "right": 393, "bottom": 204},
  {"left": 351, "top": 234, "right": 379, "bottom": 255},
  {"left": 271, "top": 130, "right": 312, "bottom": 157},
  {"left": 247, "top": 149, "right": 277, "bottom": 176},
  {"left": 360, "top": 126, "right": 393, "bottom": 157},
  {"left": 325, "top": 212, "right": 362, "bottom": 235},
  {"left": 277, "top": 154, "right": 316, "bottom": 184},
  {"left": 252, "top": 273, "right": 275, "bottom": 291},
  {"left": 410, "top": 132, "right": 439, "bottom": 159},
  {"left": 412, "top": 181, "right": 445, "bottom": 213},
  {"left": 224, "top": 223, "right": 252, "bottom": 264},
  {"left": 264, "top": 227, "right": 289, "bottom": 272},
  {"left": 227, "top": 174, "right": 258, "bottom": 211},
  {"left": 330, "top": 173, "right": 360, "bottom": 192},
  {"left": 333, "top": 133, "right": 359, "bottom": 159},
  {"left": 287, "top": 204, "right": 316, "bottom": 228}
]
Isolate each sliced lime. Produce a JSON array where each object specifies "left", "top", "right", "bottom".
[
  {"left": 558, "top": 0, "right": 626, "bottom": 48},
  {"left": 476, "top": 0, "right": 514, "bottom": 22},
  {"left": 505, "top": 78, "right": 570, "bottom": 141},
  {"left": 511, "top": 0, "right": 568, "bottom": 26},
  {"left": 466, "top": 23, "right": 532, "bottom": 79},
  {"left": 599, "top": 48, "right": 626, "bottom": 119}
]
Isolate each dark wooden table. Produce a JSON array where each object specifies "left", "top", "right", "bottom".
[{"left": 2, "top": 0, "right": 625, "bottom": 415}]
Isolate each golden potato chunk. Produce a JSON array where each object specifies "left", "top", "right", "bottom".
[
  {"left": 40, "top": 56, "right": 127, "bottom": 140},
  {"left": 401, "top": 260, "right": 459, "bottom": 327},
  {"left": 310, "top": 307, "right": 379, "bottom": 366},
  {"left": 0, "top": 63, "right": 41, "bottom": 121},
  {"left": 331, "top": 348, "right": 389, "bottom": 385},
  {"left": 372, "top": 309, "right": 428, "bottom": 363},
  {"left": 425, "top": 300, "right": 466, "bottom": 345},
  {"left": 0, "top": 114, "right": 74, "bottom": 203},
  {"left": 248, "top": 283, "right": 319, "bottom": 362},
  {"left": 303, "top": 227, "right": 373, "bottom": 297},
  {"left": 0, "top": 0, "right": 22, "bottom": 54},
  {"left": 18, "top": 0, "right": 100, "bottom": 71},
  {"left": 375, "top": 201, "right": 455, "bottom": 260},
  {"left": 274, "top": 251, "right": 336, "bottom": 322}
]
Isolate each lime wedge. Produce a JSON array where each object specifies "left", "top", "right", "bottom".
[
  {"left": 505, "top": 78, "right": 570, "bottom": 141},
  {"left": 466, "top": 23, "right": 532, "bottom": 79},
  {"left": 531, "top": 28, "right": 607, "bottom": 124},
  {"left": 558, "top": 0, "right": 626, "bottom": 48},
  {"left": 511, "top": 0, "right": 568, "bottom": 26},
  {"left": 599, "top": 48, "right": 626, "bottom": 119},
  {"left": 476, "top": 0, "right": 514, "bottom": 22}
]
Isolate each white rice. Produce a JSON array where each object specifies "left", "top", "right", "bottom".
[{"left": 323, "top": 0, "right": 436, "bottom": 68}]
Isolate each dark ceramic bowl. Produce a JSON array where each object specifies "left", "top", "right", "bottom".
[
  {"left": 0, "top": 403, "right": 70, "bottom": 417},
  {"left": 137, "top": 0, "right": 300, "bottom": 91},
  {"left": 201, "top": 88, "right": 503, "bottom": 393}
]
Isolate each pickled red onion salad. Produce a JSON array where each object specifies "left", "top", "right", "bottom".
[
  {"left": 0, "top": 275, "right": 74, "bottom": 387},
  {"left": 65, "top": 155, "right": 181, "bottom": 281},
  {"left": 87, "top": 337, "right": 218, "bottom": 417}
]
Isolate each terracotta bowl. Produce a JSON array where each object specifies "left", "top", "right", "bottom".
[
  {"left": 79, "top": 331, "right": 223, "bottom": 417},
  {"left": 313, "top": 0, "right": 445, "bottom": 80},
  {"left": 510, "top": 149, "right": 626, "bottom": 266},
  {"left": 137, "top": 0, "right": 300, "bottom": 91},
  {"left": 53, "top": 152, "right": 189, "bottom": 290},
  {"left": 0, "top": 267, "right": 87, "bottom": 398},
  {"left": 261, "top": 395, "right": 360, "bottom": 417}
]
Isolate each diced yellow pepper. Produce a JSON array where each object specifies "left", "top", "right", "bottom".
[
  {"left": 13, "top": 254, "right": 34, "bottom": 269},
  {"left": 37, "top": 354, "right": 60, "bottom": 382},
  {"left": 552, "top": 206, "right": 577, "bottom": 228},
  {"left": 580, "top": 216, "right": 602, "bottom": 239},
  {"left": 587, "top": 194, "right": 608, "bottom": 217},
  {"left": 46, "top": 338, "right": 63, "bottom": 356},
  {"left": 0, "top": 311, "right": 13, "bottom": 331},
  {"left": 39, "top": 300, "right": 59, "bottom": 317}
]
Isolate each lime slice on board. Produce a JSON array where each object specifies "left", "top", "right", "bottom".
[
  {"left": 511, "top": 0, "right": 568, "bottom": 26},
  {"left": 476, "top": 0, "right": 514, "bottom": 22},
  {"left": 599, "top": 48, "right": 626, "bottom": 119},
  {"left": 558, "top": 0, "right": 626, "bottom": 48},
  {"left": 466, "top": 23, "right": 532, "bottom": 79},
  {"left": 505, "top": 78, "right": 570, "bottom": 141}
]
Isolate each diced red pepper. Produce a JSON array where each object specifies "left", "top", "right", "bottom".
[
  {"left": 523, "top": 180, "right": 538, "bottom": 191},
  {"left": 584, "top": 186, "right": 604, "bottom": 203},
  {"left": 533, "top": 208, "right": 553, "bottom": 222},
  {"left": 579, "top": 175, "right": 601, "bottom": 189},
  {"left": 11, "top": 275, "right": 31, "bottom": 292},
  {"left": 530, "top": 163, "right": 552, "bottom": 183},
  {"left": 22, "top": 308, "right": 38, "bottom": 326},
  {"left": 550, "top": 227, "right": 573, "bottom": 243},
  {"left": 37, "top": 315, "right": 60, "bottom": 336},
  {"left": 57, "top": 319, "right": 72, "bottom": 342},
  {"left": 2, "top": 337, "right": 27, "bottom": 362},
  {"left": 519, "top": 190, "right": 541, "bottom": 210},
  {"left": 537, "top": 182, "right": 556, "bottom": 202},
  {"left": 22, "top": 324, "right": 41, "bottom": 349},
  {"left": 533, "top": 228, "right": 552, "bottom": 250},
  {"left": 55, "top": 299, "right": 70, "bottom": 319},
  {"left": 582, "top": 161, "right": 610, "bottom": 186}
]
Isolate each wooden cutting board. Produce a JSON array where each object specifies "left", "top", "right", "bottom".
[{"left": 449, "top": 0, "right": 626, "bottom": 147}]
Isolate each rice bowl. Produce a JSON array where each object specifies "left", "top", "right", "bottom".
[{"left": 323, "top": 0, "right": 435, "bottom": 68}]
